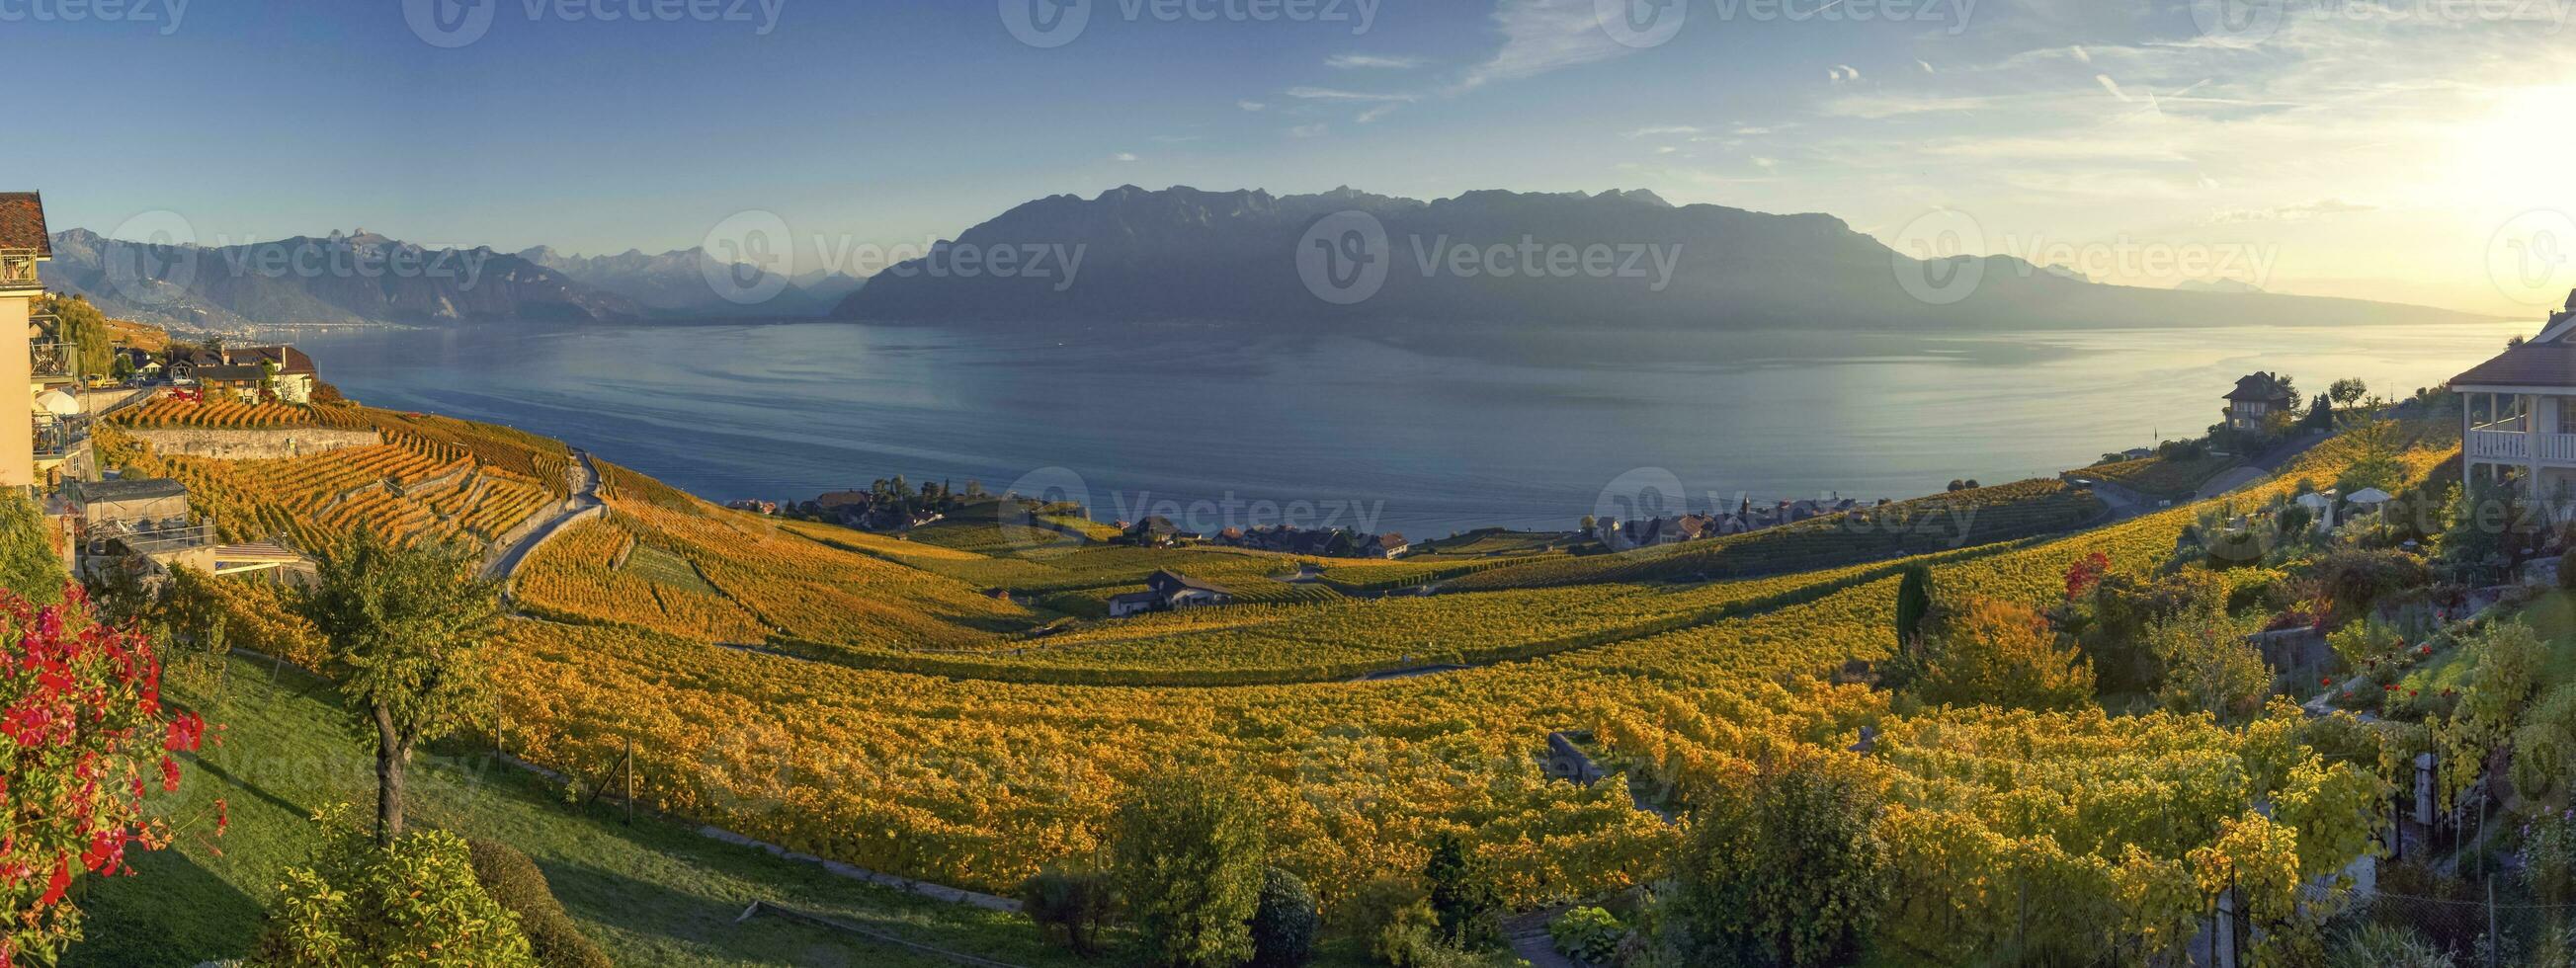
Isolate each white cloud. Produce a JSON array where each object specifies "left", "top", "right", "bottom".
[
  {"left": 1236, "top": 100, "right": 1267, "bottom": 112},
  {"left": 1285, "top": 86, "right": 1418, "bottom": 103},
  {"left": 1622, "top": 125, "right": 1703, "bottom": 138},
  {"left": 1828, "top": 64, "right": 1862, "bottom": 83},
  {"left": 1112, "top": 152, "right": 1138, "bottom": 162},
  {"left": 2094, "top": 74, "right": 2129, "bottom": 102},
  {"left": 1455, "top": 0, "right": 1643, "bottom": 91},
  {"left": 1288, "top": 123, "right": 1328, "bottom": 138},
  {"left": 1917, "top": 59, "right": 1937, "bottom": 74},
  {"left": 1327, "top": 53, "right": 1427, "bottom": 70},
  {"left": 2205, "top": 199, "right": 2379, "bottom": 223},
  {"left": 1357, "top": 104, "right": 1403, "bottom": 123}
]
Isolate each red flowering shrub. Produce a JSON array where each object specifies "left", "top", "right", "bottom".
[
  {"left": 2064, "top": 551, "right": 2110, "bottom": 602},
  {"left": 0, "top": 586, "right": 213, "bottom": 965}
]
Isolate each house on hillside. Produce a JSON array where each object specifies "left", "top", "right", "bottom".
[
  {"left": 1106, "top": 570, "right": 1237, "bottom": 617},
  {"left": 2453, "top": 289, "right": 2576, "bottom": 512},
  {"left": 2223, "top": 372, "right": 2295, "bottom": 432},
  {"left": 174, "top": 345, "right": 318, "bottom": 403}
]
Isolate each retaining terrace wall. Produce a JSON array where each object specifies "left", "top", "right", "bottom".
[{"left": 129, "top": 427, "right": 380, "bottom": 460}]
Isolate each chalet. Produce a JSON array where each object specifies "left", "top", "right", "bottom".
[
  {"left": 1106, "top": 570, "right": 1236, "bottom": 617},
  {"left": 1124, "top": 516, "right": 1187, "bottom": 547},
  {"left": 2453, "top": 289, "right": 2576, "bottom": 511},
  {"left": 2222, "top": 372, "right": 2295, "bottom": 432},
  {"left": 173, "top": 345, "right": 318, "bottom": 403}
]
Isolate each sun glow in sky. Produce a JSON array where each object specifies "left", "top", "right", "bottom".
[{"left": 13, "top": 0, "right": 2576, "bottom": 318}]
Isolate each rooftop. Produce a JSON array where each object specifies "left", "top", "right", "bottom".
[
  {"left": 71, "top": 478, "right": 190, "bottom": 504},
  {"left": 2451, "top": 338, "right": 2576, "bottom": 390},
  {"left": 0, "top": 193, "right": 49, "bottom": 257}
]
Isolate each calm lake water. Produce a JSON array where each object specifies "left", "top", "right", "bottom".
[{"left": 271, "top": 319, "right": 2525, "bottom": 537}]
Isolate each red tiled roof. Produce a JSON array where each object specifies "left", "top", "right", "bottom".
[
  {"left": 0, "top": 193, "right": 49, "bottom": 256},
  {"left": 2451, "top": 339, "right": 2576, "bottom": 389}
]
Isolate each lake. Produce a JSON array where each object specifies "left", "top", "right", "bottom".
[{"left": 270, "top": 319, "right": 2524, "bottom": 538}]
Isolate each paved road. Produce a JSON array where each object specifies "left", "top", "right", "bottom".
[
  {"left": 2195, "top": 430, "right": 2329, "bottom": 501},
  {"left": 485, "top": 449, "right": 602, "bottom": 582}
]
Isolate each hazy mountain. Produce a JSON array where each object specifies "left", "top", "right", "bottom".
[
  {"left": 41, "top": 229, "right": 642, "bottom": 328},
  {"left": 833, "top": 186, "right": 2482, "bottom": 340},
  {"left": 520, "top": 246, "right": 857, "bottom": 318},
  {"left": 2176, "top": 278, "right": 2266, "bottom": 294}
]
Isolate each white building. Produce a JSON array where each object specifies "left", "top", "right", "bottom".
[{"left": 2454, "top": 289, "right": 2576, "bottom": 508}]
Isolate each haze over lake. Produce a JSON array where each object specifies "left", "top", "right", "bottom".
[{"left": 280, "top": 319, "right": 2524, "bottom": 537}]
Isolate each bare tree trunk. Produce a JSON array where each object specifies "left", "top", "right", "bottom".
[{"left": 374, "top": 704, "right": 404, "bottom": 847}]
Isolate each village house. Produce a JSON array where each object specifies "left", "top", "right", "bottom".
[
  {"left": 2453, "top": 289, "right": 2576, "bottom": 512},
  {"left": 1106, "top": 570, "right": 1236, "bottom": 617},
  {"left": 2222, "top": 372, "right": 2295, "bottom": 432},
  {"left": 174, "top": 345, "right": 318, "bottom": 403},
  {"left": 1211, "top": 524, "right": 1408, "bottom": 558}
]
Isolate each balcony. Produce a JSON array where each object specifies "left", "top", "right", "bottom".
[
  {"left": 82, "top": 519, "right": 214, "bottom": 557},
  {"left": 0, "top": 250, "right": 39, "bottom": 292},
  {"left": 2466, "top": 426, "right": 2576, "bottom": 465},
  {"left": 33, "top": 417, "right": 86, "bottom": 460},
  {"left": 30, "top": 341, "right": 73, "bottom": 382}
]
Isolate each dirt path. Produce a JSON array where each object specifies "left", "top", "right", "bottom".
[{"left": 485, "top": 449, "right": 602, "bottom": 582}]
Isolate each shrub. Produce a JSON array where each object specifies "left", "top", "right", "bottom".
[
  {"left": 1659, "top": 766, "right": 1888, "bottom": 967},
  {"left": 1913, "top": 597, "right": 2095, "bottom": 711},
  {"left": 1547, "top": 907, "right": 1624, "bottom": 965},
  {"left": 1021, "top": 865, "right": 1119, "bottom": 956},
  {"left": 1424, "top": 833, "right": 1501, "bottom": 946},
  {"left": 2560, "top": 547, "right": 2576, "bottom": 592},
  {"left": 1112, "top": 768, "right": 1266, "bottom": 968},
  {"left": 252, "top": 805, "right": 537, "bottom": 967},
  {"left": 465, "top": 840, "right": 613, "bottom": 968},
  {"left": 1248, "top": 867, "right": 1319, "bottom": 968},
  {"left": 2332, "top": 922, "right": 2455, "bottom": 967}
]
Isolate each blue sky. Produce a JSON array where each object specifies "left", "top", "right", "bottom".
[{"left": 13, "top": 0, "right": 2576, "bottom": 314}]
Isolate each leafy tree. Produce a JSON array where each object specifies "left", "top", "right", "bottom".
[
  {"left": 0, "top": 491, "right": 68, "bottom": 605},
  {"left": 1423, "top": 833, "right": 1500, "bottom": 945},
  {"left": 294, "top": 529, "right": 505, "bottom": 847},
  {"left": 1893, "top": 565, "right": 1932, "bottom": 650},
  {"left": 1248, "top": 866, "right": 1319, "bottom": 968},
  {"left": 1020, "top": 865, "right": 1118, "bottom": 956},
  {"left": 2328, "top": 377, "right": 2368, "bottom": 406},
  {"left": 1912, "top": 597, "right": 2095, "bottom": 711},
  {"left": 2334, "top": 420, "right": 2405, "bottom": 495},
  {"left": 2146, "top": 607, "right": 2269, "bottom": 722},
  {"left": 1111, "top": 767, "right": 1266, "bottom": 968},
  {"left": 35, "top": 293, "right": 117, "bottom": 380},
  {"left": 1659, "top": 766, "right": 1889, "bottom": 967},
  {"left": 2438, "top": 478, "right": 2541, "bottom": 585},
  {"left": 252, "top": 804, "right": 537, "bottom": 967}
]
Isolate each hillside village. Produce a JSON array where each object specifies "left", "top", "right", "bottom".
[{"left": 20, "top": 181, "right": 2576, "bottom": 967}]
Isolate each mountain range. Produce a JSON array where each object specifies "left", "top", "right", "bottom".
[
  {"left": 37, "top": 229, "right": 857, "bottom": 329},
  {"left": 36, "top": 187, "right": 2481, "bottom": 339},
  {"left": 833, "top": 185, "right": 2483, "bottom": 339}
]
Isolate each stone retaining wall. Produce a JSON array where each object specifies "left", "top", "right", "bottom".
[{"left": 129, "top": 427, "right": 380, "bottom": 460}]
